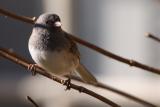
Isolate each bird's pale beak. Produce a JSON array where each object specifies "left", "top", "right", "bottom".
[{"left": 54, "top": 21, "right": 62, "bottom": 27}]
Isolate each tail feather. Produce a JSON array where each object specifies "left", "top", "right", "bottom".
[{"left": 76, "top": 63, "right": 97, "bottom": 84}]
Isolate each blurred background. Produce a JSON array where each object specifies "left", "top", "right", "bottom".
[{"left": 0, "top": 0, "right": 160, "bottom": 107}]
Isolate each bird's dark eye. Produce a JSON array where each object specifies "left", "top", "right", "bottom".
[
  {"left": 55, "top": 17, "right": 60, "bottom": 22},
  {"left": 54, "top": 15, "right": 61, "bottom": 22},
  {"left": 46, "top": 20, "right": 55, "bottom": 25}
]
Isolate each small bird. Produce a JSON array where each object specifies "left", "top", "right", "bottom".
[{"left": 28, "top": 13, "right": 97, "bottom": 84}]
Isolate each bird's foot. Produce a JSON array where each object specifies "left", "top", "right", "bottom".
[
  {"left": 27, "top": 64, "right": 38, "bottom": 76},
  {"left": 63, "top": 78, "right": 71, "bottom": 90}
]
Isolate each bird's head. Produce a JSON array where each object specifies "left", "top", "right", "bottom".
[{"left": 35, "top": 13, "right": 62, "bottom": 28}]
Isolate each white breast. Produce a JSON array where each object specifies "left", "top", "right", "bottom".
[{"left": 28, "top": 45, "right": 79, "bottom": 75}]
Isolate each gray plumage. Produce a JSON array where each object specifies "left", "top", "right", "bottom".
[{"left": 28, "top": 13, "right": 97, "bottom": 84}]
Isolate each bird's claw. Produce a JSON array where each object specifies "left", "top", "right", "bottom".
[
  {"left": 27, "top": 64, "right": 38, "bottom": 76},
  {"left": 63, "top": 78, "right": 71, "bottom": 90}
]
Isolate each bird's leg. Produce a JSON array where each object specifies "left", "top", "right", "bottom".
[{"left": 27, "top": 64, "right": 38, "bottom": 76}]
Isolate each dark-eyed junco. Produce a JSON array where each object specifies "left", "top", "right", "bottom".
[{"left": 28, "top": 13, "right": 97, "bottom": 84}]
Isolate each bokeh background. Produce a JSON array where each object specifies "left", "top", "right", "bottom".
[{"left": 0, "top": 0, "right": 160, "bottom": 107}]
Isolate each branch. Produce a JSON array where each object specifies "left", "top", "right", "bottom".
[
  {"left": 0, "top": 8, "right": 160, "bottom": 76},
  {"left": 0, "top": 47, "right": 157, "bottom": 107},
  {"left": 27, "top": 96, "right": 39, "bottom": 107},
  {"left": 145, "top": 33, "right": 160, "bottom": 43},
  {"left": 69, "top": 34, "right": 160, "bottom": 75},
  {"left": 0, "top": 47, "right": 120, "bottom": 107}
]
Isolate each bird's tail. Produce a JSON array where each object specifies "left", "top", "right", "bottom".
[{"left": 76, "top": 63, "right": 97, "bottom": 85}]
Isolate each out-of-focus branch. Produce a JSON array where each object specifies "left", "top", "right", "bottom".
[
  {"left": 145, "top": 33, "right": 160, "bottom": 43},
  {"left": 27, "top": 96, "right": 39, "bottom": 107},
  {"left": 0, "top": 47, "right": 120, "bottom": 107},
  {"left": 0, "top": 8, "right": 160, "bottom": 76},
  {"left": 0, "top": 47, "right": 157, "bottom": 107},
  {"left": 96, "top": 83, "right": 156, "bottom": 107},
  {"left": 68, "top": 76, "right": 157, "bottom": 107}
]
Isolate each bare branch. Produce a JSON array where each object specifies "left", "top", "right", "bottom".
[
  {"left": 0, "top": 47, "right": 157, "bottom": 107},
  {"left": 27, "top": 96, "right": 39, "bottom": 107},
  {"left": 145, "top": 33, "right": 160, "bottom": 43},
  {"left": 0, "top": 47, "right": 120, "bottom": 107},
  {"left": 0, "top": 8, "right": 160, "bottom": 76}
]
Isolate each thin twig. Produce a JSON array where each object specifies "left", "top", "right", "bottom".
[
  {"left": 0, "top": 8, "right": 160, "bottom": 76},
  {"left": 27, "top": 96, "right": 39, "bottom": 107},
  {"left": 145, "top": 33, "right": 160, "bottom": 43},
  {"left": 0, "top": 47, "right": 120, "bottom": 107},
  {"left": 0, "top": 47, "right": 157, "bottom": 107}
]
